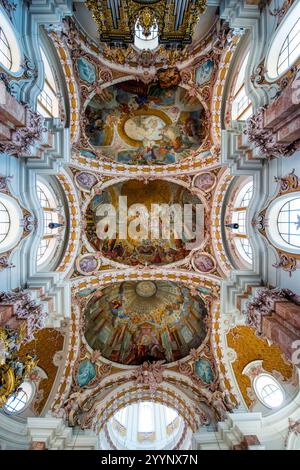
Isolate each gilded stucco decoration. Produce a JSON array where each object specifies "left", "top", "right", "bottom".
[
  {"left": 29, "top": 5, "right": 270, "bottom": 431},
  {"left": 18, "top": 328, "right": 65, "bottom": 414},
  {"left": 0, "top": 326, "right": 37, "bottom": 408},
  {"left": 227, "top": 325, "right": 295, "bottom": 408},
  {"left": 50, "top": 270, "right": 238, "bottom": 429},
  {"left": 45, "top": 17, "right": 243, "bottom": 176}
]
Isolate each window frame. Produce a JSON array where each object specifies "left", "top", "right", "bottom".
[
  {"left": 0, "top": 6, "right": 21, "bottom": 73},
  {"left": 0, "top": 26, "right": 12, "bottom": 70},
  {"left": 37, "top": 48, "right": 60, "bottom": 118},
  {"left": 231, "top": 180, "right": 254, "bottom": 264},
  {"left": 253, "top": 373, "right": 285, "bottom": 409},
  {"left": 277, "top": 17, "right": 300, "bottom": 75},
  {"left": 265, "top": 0, "right": 300, "bottom": 80},
  {"left": 0, "top": 193, "right": 23, "bottom": 254},
  {"left": 36, "top": 180, "right": 62, "bottom": 267},
  {"left": 134, "top": 18, "right": 159, "bottom": 51},
  {"left": 277, "top": 197, "right": 300, "bottom": 249},
  {"left": 266, "top": 192, "right": 300, "bottom": 255},
  {"left": 3, "top": 381, "right": 34, "bottom": 415},
  {"left": 0, "top": 200, "right": 11, "bottom": 244},
  {"left": 231, "top": 51, "right": 253, "bottom": 121}
]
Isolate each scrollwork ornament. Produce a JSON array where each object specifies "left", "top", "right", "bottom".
[
  {"left": 274, "top": 169, "right": 299, "bottom": 193},
  {"left": 272, "top": 254, "right": 298, "bottom": 277}
]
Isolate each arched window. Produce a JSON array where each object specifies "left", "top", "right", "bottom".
[
  {"left": 231, "top": 52, "right": 253, "bottom": 121},
  {"left": 105, "top": 401, "right": 183, "bottom": 450},
  {"left": 165, "top": 406, "right": 177, "bottom": 426},
  {"left": 0, "top": 9, "right": 21, "bottom": 73},
  {"left": 115, "top": 407, "right": 127, "bottom": 427},
  {"left": 0, "top": 194, "right": 23, "bottom": 254},
  {"left": 3, "top": 382, "right": 34, "bottom": 414},
  {"left": 266, "top": 192, "right": 300, "bottom": 255},
  {"left": 134, "top": 18, "right": 159, "bottom": 50},
  {"left": 37, "top": 48, "right": 59, "bottom": 118},
  {"left": 277, "top": 18, "right": 300, "bottom": 75},
  {"left": 277, "top": 197, "right": 300, "bottom": 248},
  {"left": 36, "top": 180, "right": 62, "bottom": 267},
  {"left": 0, "top": 200, "right": 10, "bottom": 243},
  {"left": 253, "top": 374, "right": 284, "bottom": 409},
  {"left": 266, "top": 1, "right": 300, "bottom": 79},
  {"left": 231, "top": 180, "right": 254, "bottom": 264},
  {"left": 0, "top": 27, "right": 11, "bottom": 69},
  {"left": 138, "top": 402, "right": 154, "bottom": 433}
]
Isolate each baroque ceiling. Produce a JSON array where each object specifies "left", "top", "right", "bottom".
[
  {"left": 1, "top": 0, "right": 300, "bottom": 451},
  {"left": 84, "top": 280, "right": 209, "bottom": 365},
  {"left": 82, "top": 80, "right": 206, "bottom": 165},
  {"left": 45, "top": 10, "right": 267, "bottom": 430}
]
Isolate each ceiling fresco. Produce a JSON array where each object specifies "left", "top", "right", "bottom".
[
  {"left": 82, "top": 80, "right": 206, "bottom": 165},
  {"left": 5, "top": 0, "right": 300, "bottom": 450},
  {"left": 85, "top": 179, "right": 204, "bottom": 266},
  {"left": 84, "top": 280, "right": 209, "bottom": 365}
]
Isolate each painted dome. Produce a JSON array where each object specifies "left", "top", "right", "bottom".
[
  {"left": 81, "top": 80, "right": 206, "bottom": 165},
  {"left": 85, "top": 179, "right": 205, "bottom": 266},
  {"left": 84, "top": 281, "right": 208, "bottom": 365}
]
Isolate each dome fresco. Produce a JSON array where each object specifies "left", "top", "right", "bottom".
[
  {"left": 83, "top": 80, "right": 206, "bottom": 165},
  {"left": 1, "top": 0, "right": 300, "bottom": 453},
  {"left": 84, "top": 281, "right": 208, "bottom": 365},
  {"left": 85, "top": 179, "right": 204, "bottom": 266}
]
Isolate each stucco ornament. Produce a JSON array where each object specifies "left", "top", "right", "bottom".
[
  {"left": 132, "top": 360, "right": 165, "bottom": 393},
  {"left": 243, "top": 288, "right": 296, "bottom": 334},
  {"left": 245, "top": 107, "right": 297, "bottom": 159},
  {"left": 0, "top": 105, "right": 46, "bottom": 158}
]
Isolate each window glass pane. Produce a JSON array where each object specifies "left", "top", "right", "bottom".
[
  {"left": 4, "top": 382, "right": 33, "bottom": 414},
  {"left": 277, "top": 17, "right": 300, "bottom": 75},
  {"left": 241, "top": 185, "right": 253, "bottom": 208},
  {"left": 0, "top": 27, "right": 12, "bottom": 69},
  {"left": 37, "top": 48, "right": 59, "bottom": 118},
  {"left": 138, "top": 402, "right": 154, "bottom": 433},
  {"left": 115, "top": 407, "right": 127, "bottom": 426},
  {"left": 234, "top": 237, "right": 253, "bottom": 263},
  {"left": 254, "top": 374, "right": 284, "bottom": 408},
  {"left": 0, "top": 201, "right": 10, "bottom": 243},
  {"left": 165, "top": 406, "right": 177, "bottom": 426},
  {"left": 234, "top": 52, "right": 249, "bottom": 94},
  {"left": 241, "top": 238, "right": 253, "bottom": 260},
  {"left": 134, "top": 19, "right": 159, "bottom": 50},
  {"left": 237, "top": 212, "right": 246, "bottom": 233},
  {"left": 232, "top": 52, "right": 253, "bottom": 120},
  {"left": 36, "top": 181, "right": 60, "bottom": 265},
  {"left": 277, "top": 197, "right": 300, "bottom": 247}
]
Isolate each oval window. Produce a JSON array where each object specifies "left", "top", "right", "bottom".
[
  {"left": 3, "top": 382, "right": 34, "bottom": 414},
  {"left": 277, "top": 197, "right": 300, "bottom": 248},
  {"left": 254, "top": 374, "right": 284, "bottom": 409}
]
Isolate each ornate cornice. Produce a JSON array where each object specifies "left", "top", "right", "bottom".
[{"left": 245, "top": 106, "right": 299, "bottom": 159}]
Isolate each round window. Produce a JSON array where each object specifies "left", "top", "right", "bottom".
[
  {"left": 3, "top": 382, "right": 34, "bottom": 414},
  {"left": 254, "top": 374, "right": 284, "bottom": 409}
]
